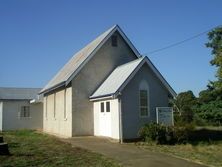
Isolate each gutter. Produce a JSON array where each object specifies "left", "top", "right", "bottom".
[
  {"left": 89, "top": 94, "right": 115, "bottom": 102},
  {"left": 39, "top": 82, "right": 65, "bottom": 95}
]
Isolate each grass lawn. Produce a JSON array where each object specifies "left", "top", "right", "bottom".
[
  {"left": 136, "top": 141, "right": 222, "bottom": 167},
  {"left": 0, "top": 130, "right": 121, "bottom": 167}
]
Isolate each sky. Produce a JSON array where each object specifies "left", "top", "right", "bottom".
[{"left": 0, "top": 0, "right": 221, "bottom": 96}]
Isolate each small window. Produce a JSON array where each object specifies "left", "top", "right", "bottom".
[
  {"left": 106, "top": 102, "right": 110, "bottom": 112},
  {"left": 20, "top": 106, "right": 30, "bottom": 118},
  {"left": 140, "top": 90, "right": 149, "bottom": 117},
  {"left": 111, "top": 35, "right": 118, "bottom": 47},
  {"left": 101, "top": 102, "right": 104, "bottom": 112}
]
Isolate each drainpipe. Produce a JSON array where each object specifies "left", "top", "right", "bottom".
[{"left": 118, "top": 97, "right": 123, "bottom": 144}]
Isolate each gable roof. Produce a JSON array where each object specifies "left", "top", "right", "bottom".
[
  {"left": 90, "top": 56, "right": 176, "bottom": 101},
  {"left": 0, "top": 87, "right": 42, "bottom": 100},
  {"left": 40, "top": 25, "right": 140, "bottom": 94}
]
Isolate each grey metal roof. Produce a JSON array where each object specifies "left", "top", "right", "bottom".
[
  {"left": 40, "top": 25, "right": 141, "bottom": 94},
  {"left": 90, "top": 56, "right": 177, "bottom": 100},
  {"left": 90, "top": 58, "right": 144, "bottom": 99},
  {"left": 40, "top": 25, "right": 117, "bottom": 93},
  {"left": 0, "top": 87, "right": 41, "bottom": 100}
]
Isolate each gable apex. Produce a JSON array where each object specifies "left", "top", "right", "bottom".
[
  {"left": 90, "top": 56, "right": 176, "bottom": 101},
  {"left": 40, "top": 25, "right": 141, "bottom": 94}
]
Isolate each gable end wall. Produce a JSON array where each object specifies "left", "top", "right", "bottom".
[
  {"left": 121, "top": 64, "right": 169, "bottom": 139},
  {"left": 71, "top": 31, "right": 138, "bottom": 135}
]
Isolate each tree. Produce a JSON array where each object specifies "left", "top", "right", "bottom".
[
  {"left": 206, "top": 26, "right": 222, "bottom": 89},
  {"left": 193, "top": 26, "right": 222, "bottom": 125},
  {"left": 172, "top": 90, "right": 196, "bottom": 113},
  {"left": 171, "top": 91, "right": 196, "bottom": 123}
]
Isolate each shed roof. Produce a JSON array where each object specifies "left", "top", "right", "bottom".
[
  {"left": 40, "top": 25, "right": 140, "bottom": 94},
  {"left": 0, "top": 87, "right": 41, "bottom": 100},
  {"left": 90, "top": 56, "right": 177, "bottom": 100}
]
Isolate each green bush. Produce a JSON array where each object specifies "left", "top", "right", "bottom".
[
  {"left": 173, "top": 124, "right": 194, "bottom": 144},
  {"left": 138, "top": 122, "right": 160, "bottom": 142},
  {"left": 138, "top": 122, "right": 194, "bottom": 145}
]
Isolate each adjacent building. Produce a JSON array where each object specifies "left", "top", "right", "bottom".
[{"left": 0, "top": 87, "right": 43, "bottom": 131}]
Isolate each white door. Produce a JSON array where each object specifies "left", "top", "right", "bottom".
[{"left": 99, "top": 101, "right": 111, "bottom": 137}]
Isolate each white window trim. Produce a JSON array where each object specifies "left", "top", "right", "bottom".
[
  {"left": 100, "top": 102, "right": 105, "bottom": 113},
  {"left": 139, "top": 88, "right": 150, "bottom": 118},
  {"left": 106, "top": 101, "right": 111, "bottom": 112}
]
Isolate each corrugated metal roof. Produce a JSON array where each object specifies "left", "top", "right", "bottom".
[
  {"left": 90, "top": 58, "right": 144, "bottom": 99},
  {"left": 0, "top": 87, "right": 41, "bottom": 100},
  {"left": 40, "top": 25, "right": 117, "bottom": 93}
]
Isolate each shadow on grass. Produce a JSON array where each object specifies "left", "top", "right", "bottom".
[{"left": 188, "top": 128, "right": 222, "bottom": 144}]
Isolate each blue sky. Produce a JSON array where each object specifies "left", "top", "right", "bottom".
[{"left": 0, "top": 0, "right": 221, "bottom": 96}]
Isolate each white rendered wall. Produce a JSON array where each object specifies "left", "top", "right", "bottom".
[
  {"left": 93, "top": 99, "right": 120, "bottom": 139},
  {"left": 1, "top": 100, "right": 42, "bottom": 130},
  {"left": 43, "top": 87, "right": 72, "bottom": 137}
]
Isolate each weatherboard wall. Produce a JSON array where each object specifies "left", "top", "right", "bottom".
[
  {"left": 71, "top": 31, "right": 138, "bottom": 136},
  {"left": 121, "top": 64, "right": 169, "bottom": 139}
]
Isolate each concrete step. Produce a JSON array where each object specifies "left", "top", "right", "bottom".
[{"left": 0, "top": 143, "right": 10, "bottom": 155}]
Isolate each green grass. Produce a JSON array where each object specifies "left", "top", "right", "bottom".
[
  {"left": 136, "top": 141, "right": 222, "bottom": 167},
  {"left": 0, "top": 130, "right": 121, "bottom": 167}
]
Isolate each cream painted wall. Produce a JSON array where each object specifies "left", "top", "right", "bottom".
[
  {"left": 43, "top": 87, "right": 72, "bottom": 137},
  {"left": 0, "top": 102, "right": 2, "bottom": 131},
  {"left": 1, "top": 100, "right": 42, "bottom": 130},
  {"left": 93, "top": 99, "right": 120, "bottom": 139}
]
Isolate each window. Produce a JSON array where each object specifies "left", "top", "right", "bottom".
[
  {"left": 101, "top": 102, "right": 104, "bottom": 112},
  {"left": 111, "top": 35, "right": 118, "bottom": 47},
  {"left": 140, "top": 90, "right": 149, "bottom": 117},
  {"left": 20, "top": 106, "right": 30, "bottom": 118},
  {"left": 106, "top": 102, "right": 110, "bottom": 112}
]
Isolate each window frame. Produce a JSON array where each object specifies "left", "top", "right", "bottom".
[
  {"left": 100, "top": 102, "right": 104, "bottom": 113},
  {"left": 106, "top": 101, "right": 110, "bottom": 112},
  {"left": 19, "top": 106, "right": 31, "bottom": 118},
  {"left": 139, "top": 89, "right": 149, "bottom": 117}
]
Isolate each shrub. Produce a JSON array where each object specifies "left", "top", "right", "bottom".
[
  {"left": 173, "top": 124, "right": 194, "bottom": 144},
  {"left": 138, "top": 122, "right": 194, "bottom": 145},
  {"left": 138, "top": 122, "right": 160, "bottom": 142}
]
